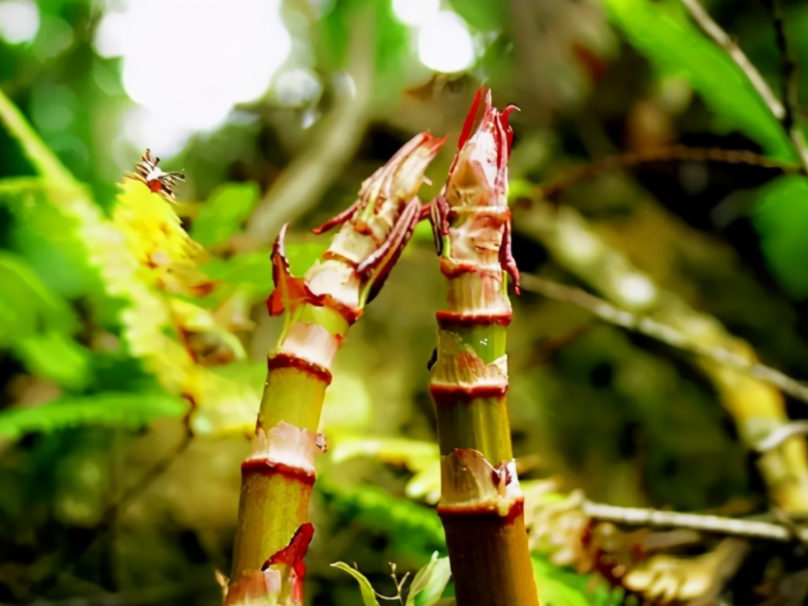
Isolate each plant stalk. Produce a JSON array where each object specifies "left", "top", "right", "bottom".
[
  {"left": 429, "top": 89, "right": 540, "bottom": 606},
  {"left": 226, "top": 133, "right": 444, "bottom": 605}
]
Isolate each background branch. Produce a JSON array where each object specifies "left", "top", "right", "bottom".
[
  {"left": 581, "top": 496, "right": 808, "bottom": 543},
  {"left": 537, "top": 144, "right": 795, "bottom": 201},
  {"left": 521, "top": 273, "right": 808, "bottom": 405},
  {"left": 679, "top": 0, "right": 808, "bottom": 171}
]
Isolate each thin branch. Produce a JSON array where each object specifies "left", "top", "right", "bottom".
[
  {"left": 679, "top": 0, "right": 808, "bottom": 172},
  {"left": 679, "top": 0, "right": 784, "bottom": 120},
  {"left": 538, "top": 144, "right": 795, "bottom": 201},
  {"left": 755, "top": 421, "right": 808, "bottom": 453},
  {"left": 760, "top": 0, "right": 808, "bottom": 170},
  {"left": 762, "top": 0, "right": 798, "bottom": 130},
  {"left": 520, "top": 273, "right": 808, "bottom": 405},
  {"left": 109, "top": 430, "right": 193, "bottom": 518},
  {"left": 582, "top": 498, "right": 808, "bottom": 543},
  {"left": 65, "top": 431, "right": 193, "bottom": 573}
]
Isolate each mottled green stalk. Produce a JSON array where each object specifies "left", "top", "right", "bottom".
[
  {"left": 429, "top": 89, "right": 540, "bottom": 606},
  {"left": 226, "top": 133, "right": 444, "bottom": 606}
]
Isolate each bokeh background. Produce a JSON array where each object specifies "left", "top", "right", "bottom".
[{"left": 3, "top": 0, "right": 808, "bottom": 604}]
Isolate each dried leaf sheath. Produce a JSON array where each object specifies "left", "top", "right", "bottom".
[
  {"left": 226, "top": 133, "right": 444, "bottom": 605},
  {"left": 429, "top": 89, "right": 540, "bottom": 606}
]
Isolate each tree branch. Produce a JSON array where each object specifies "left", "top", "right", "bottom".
[{"left": 520, "top": 273, "right": 808, "bottom": 405}]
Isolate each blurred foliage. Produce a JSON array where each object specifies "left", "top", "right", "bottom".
[{"left": 2, "top": 0, "right": 808, "bottom": 604}]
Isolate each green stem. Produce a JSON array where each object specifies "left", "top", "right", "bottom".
[{"left": 428, "top": 89, "right": 540, "bottom": 606}]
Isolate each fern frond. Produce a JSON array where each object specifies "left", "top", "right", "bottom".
[
  {"left": 0, "top": 392, "right": 186, "bottom": 437},
  {"left": 114, "top": 177, "right": 213, "bottom": 298}
]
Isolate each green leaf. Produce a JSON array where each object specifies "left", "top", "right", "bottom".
[
  {"left": 331, "top": 562, "right": 381, "bottom": 606},
  {"left": 5, "top": 194, "right": 94, "bottom": 298},
  {"left": 191, "top": 182, "right": 260, "bottom": 247},
  {"left": 201, "top": 252, "right": 272, "bottom": 291},
  {"left": 0, "top": 392, "right": 187, "bottom": 438},
  {"left": 407, "top": 552, "right": 452, "bottom": 606},
  {"left": 0, "top": 251, "right": 78, "bottom": 346},
  {"left": 13, "top": 331, "right": 93, "bottom": 391},
  {"left": 201, "top": 241, "right": 327, "bottom": 298},
  {"left": 0, "top": 176, "right": 45, "bottom": 194},
  {"left": 532, "top": 557, "right": 624, "bottom": 606},
  {"left": 604, "top": 0, "right": 793, "bottom": 160},
  {"left": 0, "top": 86, "right": 84, "bottom": 194},
  {"left": 445, "top": 0, "right": 507, "bottom": 31},
  {"left": 286, "top": 241, "right": 329, "bottom": 276},
  {"left": 317, "top": 480, "right": 446, "bottom": 557},
  {"left": 752, "top": 174, "right": 808, "bottom": 297},
  {"left": 318, "top": 0, "right": 410, "bottom": 106}
]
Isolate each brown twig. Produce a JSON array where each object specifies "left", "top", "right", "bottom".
[
  {"left": 538, "top": 144, "right": 795, "bottom": 200},
  {"left": 520, "top": 273, "right": 808, "bottom": 405}
]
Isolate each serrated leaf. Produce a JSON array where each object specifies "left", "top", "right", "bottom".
[
  {"left": 191, "top": 182, "right": 260, "bottom": 247},
  {"left": 604, "top": 0, "right": 793, "bottom": 160},
  {"left": 0, "top": 392, "right": 187, "bottom": 438},
  {"left": 331, "top": 562, "right": 381, "bottom": 606},
  {"left": 752, "top": 174, "right": 808, "bottom": 297},
  {"left": 407, "top": 552, "right": 452, "bottom": 606}
]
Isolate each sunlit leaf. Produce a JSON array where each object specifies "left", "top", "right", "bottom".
[
  {"left": 191, "top": 181, "right": 260, "bottom": 247},
  {"left": 330, "top": 436, "right": 439, "bottom": 471},
  {"left": 752, "top": 174, "right": 808, "bottom": 298},
  {"left": 0, "top": 392, "right": 187, "bottom": 438},
  {"left": 604, "top": 0, "right": 793, "bottom": 160},
  {"left": 532, "top": 557, "right": 624, "bottom": 606},
  {"left": 331, "top": 563, "right": 381, "bottom": 606},
  {"left": 405, "top": 460, "right": 441, "bottom": 504},
  {"left": 407, "top": 552, "right": 452, "bottom": 606}
]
